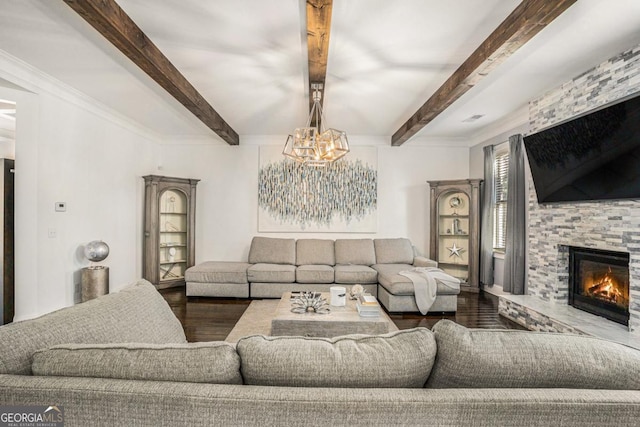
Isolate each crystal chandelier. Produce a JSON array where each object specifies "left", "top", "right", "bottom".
[{"left": 283, "top": 83, "right": 349, "bottom": 167}]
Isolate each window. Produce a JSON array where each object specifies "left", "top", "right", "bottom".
[{"left": 493, "top": 147, "right": 509, "bottom": 251}]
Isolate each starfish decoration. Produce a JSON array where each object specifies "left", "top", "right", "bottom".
[{"left": 447, "top": 243, "right": 465, "bottom": 258}]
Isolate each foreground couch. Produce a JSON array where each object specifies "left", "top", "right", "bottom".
[
  {"left": 1, "top": 280, "right": 639, "bottom": 426},
  {"left": 186, "top": 236, "right": 460, "bottom": 313}
]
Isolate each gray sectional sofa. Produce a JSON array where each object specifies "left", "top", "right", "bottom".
[
  {"left": 186, "top": 236, "right": 459, "bottom": 312},
  {"left": 1, "top": 280, "right": 639, "bottom": 426}
]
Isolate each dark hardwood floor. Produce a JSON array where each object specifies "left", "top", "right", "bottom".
[{"left": 160, "top": 288, "right": 525, "bottom": 342}]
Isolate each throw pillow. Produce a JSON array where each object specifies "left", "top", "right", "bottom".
[
  {"left": 236, "top": 328, "right": 436, "bottom": 388},
  {"left": 426, "top": 319, "right": 640, "bottom": 389},
  {"left": 32, "top": 342, "right": 242, "bottom": 384}
]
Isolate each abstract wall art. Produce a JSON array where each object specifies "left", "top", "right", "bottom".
[{"left": 258, "top": 146, "right": 377, "bottom": 232}]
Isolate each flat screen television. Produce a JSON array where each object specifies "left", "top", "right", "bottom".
[{"left": 523, "top": 94, "right": 640, "bottom": 204}]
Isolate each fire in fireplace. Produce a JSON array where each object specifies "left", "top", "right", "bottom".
[
  {"left": 583, "top": 265, "right": 627, "bottom": 305},
  {"left": 569, "top": 247, "right": 630, "bottom": 326}
]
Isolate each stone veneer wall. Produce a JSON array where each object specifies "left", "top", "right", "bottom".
[{"left": 526, "top": 43, "right": 640, "bottom": 334}]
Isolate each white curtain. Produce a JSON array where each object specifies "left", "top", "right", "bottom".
[
  {"left": 503, "top": 134, "right": 526, "bottom": 294},
  {"left": 480, "top": 145, "right": 494, "bottom": 286}
]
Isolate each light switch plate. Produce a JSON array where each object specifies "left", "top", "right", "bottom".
[{"left": 55, "top": 202, "right": 66, "bottom": 212}]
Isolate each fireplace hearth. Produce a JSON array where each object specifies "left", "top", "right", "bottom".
[{"left": 569, "top": 247, "right": 630, "bottom": 326}]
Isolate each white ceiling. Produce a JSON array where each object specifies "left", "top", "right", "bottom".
[{"left": 0, "top": 0, "right": 639, "bottom": 145}]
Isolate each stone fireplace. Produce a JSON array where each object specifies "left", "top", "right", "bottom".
[
  {"left": 568, "top": 246, "right": 630, "bottom": 326},
  {"left": 525, "top": 182, "right": 640, "bottom": 336},
  {"left": 500, "top": 43, "right": 640, "bottom": 338}
]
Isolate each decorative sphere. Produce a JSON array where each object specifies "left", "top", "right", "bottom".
[{"left": 84, "top": 240, "right": 110, "bottom": 262}]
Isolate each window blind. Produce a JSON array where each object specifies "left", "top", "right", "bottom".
[{"left": 493, "top": 148, "right": 509, "bottom": 250}]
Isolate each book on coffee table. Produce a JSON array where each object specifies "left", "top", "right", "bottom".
[
  {"left": 358, "top": 293, "right": 379, "bottom": 306},
  {"left": 356, "top": 298, "right": 380, "bottom": 317}
]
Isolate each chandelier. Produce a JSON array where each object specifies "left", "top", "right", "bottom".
[{"left": 282, "top": 83, "right": 349, "bottom": 167}]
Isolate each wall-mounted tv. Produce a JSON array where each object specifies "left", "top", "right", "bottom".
[{"left": 523, "top": 94, "right": 640, "bottom": 204}]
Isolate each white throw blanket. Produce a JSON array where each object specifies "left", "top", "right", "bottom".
[{"left": 398, "top": 267, "right": 461, "bottom": 315}]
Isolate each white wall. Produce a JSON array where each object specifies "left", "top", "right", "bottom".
[
  {"left": 158, "top": 137, "right": 470, "bottom": 262},
  {"left": 1, "top": 56, "right": 160, "bottom": 321},
  {"left": 34, "top": 94, "right": 156, "bottom": 313}
]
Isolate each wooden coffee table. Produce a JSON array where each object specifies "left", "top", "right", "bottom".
[{"left": 270, "top": 292, "right": 397, "bottom": 338}]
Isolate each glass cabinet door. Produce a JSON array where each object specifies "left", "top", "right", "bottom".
[
  {"left": 159, "top": 189, "right": 188, "bottom": 284},
  {"left": 436, "top": 191, "right": 470, "bottom": 284}
]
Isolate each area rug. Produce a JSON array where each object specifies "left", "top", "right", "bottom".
[{"left": 225, "top": 300, "right": 280, "bottom": 343}]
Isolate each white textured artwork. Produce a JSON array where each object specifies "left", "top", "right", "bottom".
[{"left": 258, "top": 146, "right": 377, "bottom": 232}]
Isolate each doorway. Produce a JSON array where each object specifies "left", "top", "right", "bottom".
[{"left": 0, "top": 98, "right": 15, "bottom": 324}]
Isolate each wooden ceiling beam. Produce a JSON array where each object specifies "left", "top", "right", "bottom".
[
  {"left": 63, "top": 0, "right": 239, "bottom": 145},
  {"left": 391, "top": 0, "right": 577, "bottom": 146},
  {"left": 306, "top": 0, "right": 333, "bottom": 122}
]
